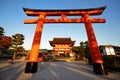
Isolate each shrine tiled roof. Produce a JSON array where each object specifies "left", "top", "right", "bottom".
[{"left": 49, "top": 37, "right": 75, "bottom": 46}]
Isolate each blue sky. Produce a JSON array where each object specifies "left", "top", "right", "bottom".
[{"left": 0, "top": 0, "right": 120, "bottom": 50}]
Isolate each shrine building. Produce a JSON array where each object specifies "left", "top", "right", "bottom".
[{"left": 49, "top": 38, "right": 75, "bottom": 56}]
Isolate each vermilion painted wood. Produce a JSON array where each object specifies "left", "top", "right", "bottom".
[{"left": 24, "top": 6, "right": 108, "bottom": 74}]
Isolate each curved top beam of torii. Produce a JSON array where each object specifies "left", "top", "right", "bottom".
[
  {"left": 23, "top": 6, "right": 106, "bottom": 24},
  {"left": 23, "top": 6, "right": 106, "bottom": 16}
]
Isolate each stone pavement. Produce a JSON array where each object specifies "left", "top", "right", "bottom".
[{"left": 16, "top": 62, "right": 120, "bottom": 80}]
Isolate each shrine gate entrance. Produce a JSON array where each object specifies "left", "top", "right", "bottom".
[{"left": 23, "top": 6, "right": 108, "bottom": 75}]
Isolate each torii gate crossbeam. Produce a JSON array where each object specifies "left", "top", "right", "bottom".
[{"left": 23, "top": 6, "right": 108, "bottom": 75}]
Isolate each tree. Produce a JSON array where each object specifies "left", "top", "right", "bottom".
[
  {"left": 78, "top": 41, "right": 91, "bottom": 62},
  {"left": 17, "top": 46, "right": 26, "bottom": 56},
  {"left": 1, "top": 36, "right": 12, "bottom": 57},
  {"left": 79, "top": 42, "right": 85, "bottom": 59},
  {"left": 72, "top": 46, "right": 80, "bottom": 52},
  {"left": 0, "top": 27, "right": 4, "bottom": 40},
  {"left": 0, "top": 27, "right": 4, "bottom": 55},
  {"left": 17, "top": 46, "right": 25, "bottom": 52},
  {"left": 84, "top": 41, "right": 91, "bottom": 58},
  {"left": 83, "top": 41, "right": 92, "bottom": 63},
  {"left": 2, "top": 36, "right": 12, "bottom": 48},
  {"left": 72, "top": 46, "right": 81, "bottom": 61},
  {"left": 11, "top": 33, "right": 24, "bottom": 63}
]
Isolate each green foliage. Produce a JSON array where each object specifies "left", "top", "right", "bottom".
[
  {"left": 16, "top": 46, "right": 27, "bottom": 56},
  {"left": 72, "top": 46, "right": 80, "bottom": 52},
  {"left": 0, "top": 27, "right": 4, "bottom": 39},
  {"left": 17, "top": 46, "right": 25, "bottom": 52},
  {"left": 11, "top": 33, "right": 25, "bottom": 63},
  {"left": 72, "top": 41, "right": 91, "bottom": 61},
  {"left": 12, "top": 33, "right": 24, "bottom": 46},
  {"left": 80, "top": 41, "right": 91, "bottom": 60},
  {"left": 84, "top": 41, "right": 91, "bottom": 58},
  {"left": 79, "top": 41, "right": 85, "bottom": 59},
  {"left": 0, "top": 27, "right": 26, "bottom": 60},
  {"left": 79, "top": 46, "right": 85, "bottom": 58},
  {"left": 0, "top": 27, "right": 4, "bottom": 52},
  {"left": 72, "top": 46, "right": 80, "bottom": 61}
]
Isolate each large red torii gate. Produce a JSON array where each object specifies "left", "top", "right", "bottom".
[{"left": 23, "top": 6, "right": 108, "bottom": 75}]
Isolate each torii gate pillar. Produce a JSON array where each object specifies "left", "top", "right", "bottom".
[
  {"left": 25, "top": 15, "right": 45, "bottom": 73},
  {"left": 84, "top": 14, "right": 107, "bottom": 74},
  {"left": 23, "top": 6, "right": 108, "bottom": 75}
]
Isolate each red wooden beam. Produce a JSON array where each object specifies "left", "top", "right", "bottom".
[
  {"left": 24, "top": 18, "right": 105, "bottom": 24},
  {"left": 23, "top": 6, "right": 106, "bottom": 16}
]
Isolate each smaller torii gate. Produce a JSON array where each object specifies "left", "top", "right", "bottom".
[{"left": 23, "top": 6, "right": 108, "bottom": 75}]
